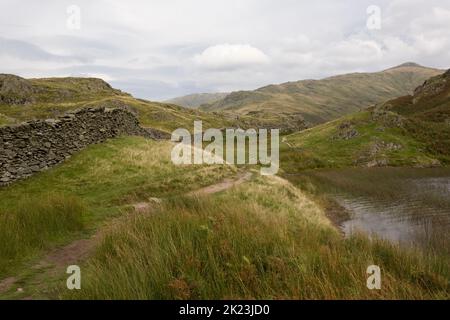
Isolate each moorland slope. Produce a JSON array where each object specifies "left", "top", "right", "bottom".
[{"left": 201, "top": 63, "right": 443, "bottom": 131}]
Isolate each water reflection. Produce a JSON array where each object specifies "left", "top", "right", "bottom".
[{"left": 337, "top": 177, "right": 450, "bottom": 251}]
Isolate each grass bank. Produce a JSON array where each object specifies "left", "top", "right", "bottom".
[
  {"left": 280, "top": 111, "right": 442, "bottom": 172},
  {"left": 0, "top": 136, "right": 236, "bottom": 280},
  {"left": 0, "top": 194, "right": 86, "bottom": 277},
  {"left": 62, "top": 176, "right": 449, "bottom": 299}
]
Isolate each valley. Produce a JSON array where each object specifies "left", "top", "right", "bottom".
[
  {"left": 196, "top": 63, "right": 443, "bottom": 131},
  {"left": 0, "top": 64, "right": 449, "bottom": 300}
]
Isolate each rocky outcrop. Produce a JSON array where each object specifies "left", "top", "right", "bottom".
[
  {"left": 0, "top": 107, "right": 168, "bottom": 185},
  {"left": 0, "top": 74, "right": 36, "bottom": 105},
  {"left": 354, "top": 140, "right": 403, "bottom": 168},
  {"left": 413, "top": 69, "right": 449, "bottom": 104},
  {"left": 371, "top": 107, "right": 404, "bottom": 127},
  {"left": 332, "top": 121, "right": 359, "bottom": 140}
]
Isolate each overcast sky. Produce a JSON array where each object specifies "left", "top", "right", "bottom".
[{"left": 0, "top": 0, "right": 449, "bottom": 100}]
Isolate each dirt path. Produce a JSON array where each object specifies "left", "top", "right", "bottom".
[
  {"left": 0, "top": 170, "right": 253, "bottom": 299},
  {"left": 188, "top": 171, "right": 252, "bottom": 196},
  {"left": 132, "top": 171, "right": 251, "bottom": 212},
  {"left": 36, "top": 238, "right": 99, "bottom": 271},
  {"left": 0, "top": 277, "right": 16, "bottom": 294},
  {"left": 282, "top": 136, "right": 299, "bottom": 150}
]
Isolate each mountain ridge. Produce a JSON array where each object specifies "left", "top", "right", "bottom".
[
  {"left": 164, "top": 92, "right": 229, "bottom": 109},
  {"left": 198, "top": 63, "right": 444, "bottom": 130},
  {"left": 281, "top": 68, "right": 450, "bottom": 172}
]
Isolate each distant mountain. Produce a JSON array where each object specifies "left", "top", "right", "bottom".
[
  {"left": 200, "top": 63, "right": 443, "bottom": 131},
  {"left": 165, "top": 92, "right": 229, "bottom": 109},
  {"left": 281, "top": 68, "right": 450, "bottom": 172}
]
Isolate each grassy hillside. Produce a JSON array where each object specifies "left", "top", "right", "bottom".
[
  {"left": 3, "top": 64, "right": 440, "bottom": 134},
  {"left": 201, "top": 63, "right": 443, "bottom": 130},
  {"left": 0, "top": 113, "right": 15, "bottom": 126},
  {"left": 0, "top": 74, "right": 125, "bottom": 105},
  {"left": 0, "top": 136, "right": 236, "bottom": 282},
  {"left": 165, "top": 92, "right": 229, "bottom": 109},
  {"left": 1, "top": 69, "right": 449, "bottom": 300},
  {"left": 60, "top": 175, "right": 448, "bottom": 300},
  {"left": 0, "top": 137, "right": 447, "bottom": 299},
  {"left": 0, "top": 74, "right": 234, "bottom": 133},
  {"left": 281, "top": 69, "right": 450, "bottom": 173}
]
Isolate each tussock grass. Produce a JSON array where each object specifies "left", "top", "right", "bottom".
[
  {"left": 62, "top": 176, "right": 449, "bottom": 300},
  {"left": 0, "top": 194, "right": 86, "bottom": 276},
  {"left": 0, "top": 137, "right": 235, "bottom": 214},
  {"left": 0, "top": 137, "right": 236, "bottom": 280}
]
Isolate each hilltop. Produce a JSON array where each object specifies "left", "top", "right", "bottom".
[
  {"left": 0, "top": 74, "right": 126, "bottom": 105},
  {"left": 200, "top": 63, "right": 443, "bottom": 131},
  {"left": 0, "top": 74, "right": 234, "bottom": 133},
  {"left": 281, "top": 68, "right": 450, "bottom": 172},
  {"left": 0, "top": 74, "right": 305, "bottom": 133}
]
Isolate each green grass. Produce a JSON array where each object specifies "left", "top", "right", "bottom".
[
  {"left": 0, "top": 136, "right": 236, "bottom": 279},
  {"left": 1, "top": 135, "right": 448, "bottom": 300},
  {"left": 0, "top": 75, "right": 235, "bottom": 133},
  {"left": 61, "top": 175, "right": 449, "bottom": 299},
  {"left": 280, "top": 111, "right": 442, "bottom": 172},
  {"left": 0, "top": 96, "right": 233, "bottom": 134},
  {"left": 2, "top": 71, "right": 449, "bottom": 300},
  {"left": 0, "top": 194, "right": 86, "bottom": 277},
  {"left": 27, "top": 77, "right": 125, "bottom": 103},
  {"left": 0, "top": 113, "right": 15, "bottom": 126},
  {"left": 280, "top": 69, "right": 450, "bottom": 172}
]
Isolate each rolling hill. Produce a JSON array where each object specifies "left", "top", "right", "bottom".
[
  {"left": 165, "top": 92, "right": 229, "bottom": 109},
  {"left": 201, "top": 63, "right": 443, "bottom": 130},
  {"left": 1, "top": 71, "right": 449, "bottom": 301},
  {"left": 0, "top": 74, "right": 234, "bottom": 133},
  {"left": 281, "top": 68, "right": 450, "bottom": 172},
  {"left": 0, "top": 63, "right": 444, "bottom": 135}
]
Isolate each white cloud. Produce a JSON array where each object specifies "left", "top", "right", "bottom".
[
  {"left": 329, "top": 38, "right": 384, "bottom": 65},
  {"left": 0, "top": 0, "right": 448, "bottom": 100},
  {"left": 70, "top": 73, "right": 116, "bottom": 82},
  {"left": 194, "top": 44, "right": 269, "bottom": 70}
]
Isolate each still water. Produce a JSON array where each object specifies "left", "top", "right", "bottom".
[{"left": 337, "top": 176, "right": 450, "bottom": 250}]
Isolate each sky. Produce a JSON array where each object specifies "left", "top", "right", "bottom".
[{"left": 0, "top": 0, "right": 449, "bottom": 100}]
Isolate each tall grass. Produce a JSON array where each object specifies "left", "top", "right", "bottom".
[
  {"left": 63, "top": 176, "right": 449, "bottom": 299},
  {"left": 0, "top": 194, "right": 86, "bottom": 277},
  {"left": 0, "top": 137, "right": 236, "bottom": 283}
]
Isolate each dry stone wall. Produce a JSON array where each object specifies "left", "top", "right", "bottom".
[{"left": 0, "top": 107, "right": 168, "bottom": 185}]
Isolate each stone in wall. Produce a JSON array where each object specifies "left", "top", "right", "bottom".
[{"left": 0, "top": 106, "right": 169, "bottom": 185}]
